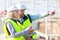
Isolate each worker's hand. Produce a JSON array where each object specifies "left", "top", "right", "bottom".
[
  {"left": 37, "top": 37, "right": 45, "bottom": 40},
  {"left": 25, "top": 37, "right": 32, "bottom": 40},
  {"left": 28, "top": 26, "right": 34, "bottom": 34},
  {"left": 49, "top": 11, "right": 55, "bottom": 16},
  {"left": 37, "top": 38, "right": 45, "bottom": 40}
]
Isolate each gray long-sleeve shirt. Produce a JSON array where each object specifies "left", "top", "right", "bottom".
[{"left": 6, "top": 14, "right": 49, "bottom": 37}]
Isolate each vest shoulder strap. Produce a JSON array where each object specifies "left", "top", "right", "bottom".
[
  {"left": 4, "top": 21, "right": 11, "bottom": 35},
  {"left": 26, "top": 14, "right": 32, "bottom": 23}
]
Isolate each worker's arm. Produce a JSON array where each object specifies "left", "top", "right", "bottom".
[
  {"left": 30, "top": 11, "right": 55, "bottom": 21},
  {"left": 29, "top": 14, "right": 49, "bottom": 21},
  {"left": 7, "top": 22, "right": 30, "bottom": 37}
]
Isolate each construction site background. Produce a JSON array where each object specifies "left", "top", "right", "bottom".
[{"left": 0, "top": 0, "right": 60, "bottom": 40}]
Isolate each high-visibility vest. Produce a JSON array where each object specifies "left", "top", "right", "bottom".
[{"left": 4, "top": 14, "right": 38, "bottom": 40}]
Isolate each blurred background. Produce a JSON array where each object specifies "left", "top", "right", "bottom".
[{"left": 0, "top": 0, "right": 60, "bottom": 40}]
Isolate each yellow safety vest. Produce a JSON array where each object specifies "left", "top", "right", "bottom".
[{"left": 4, "top": 14, "right": 38, "bottom": 40}]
